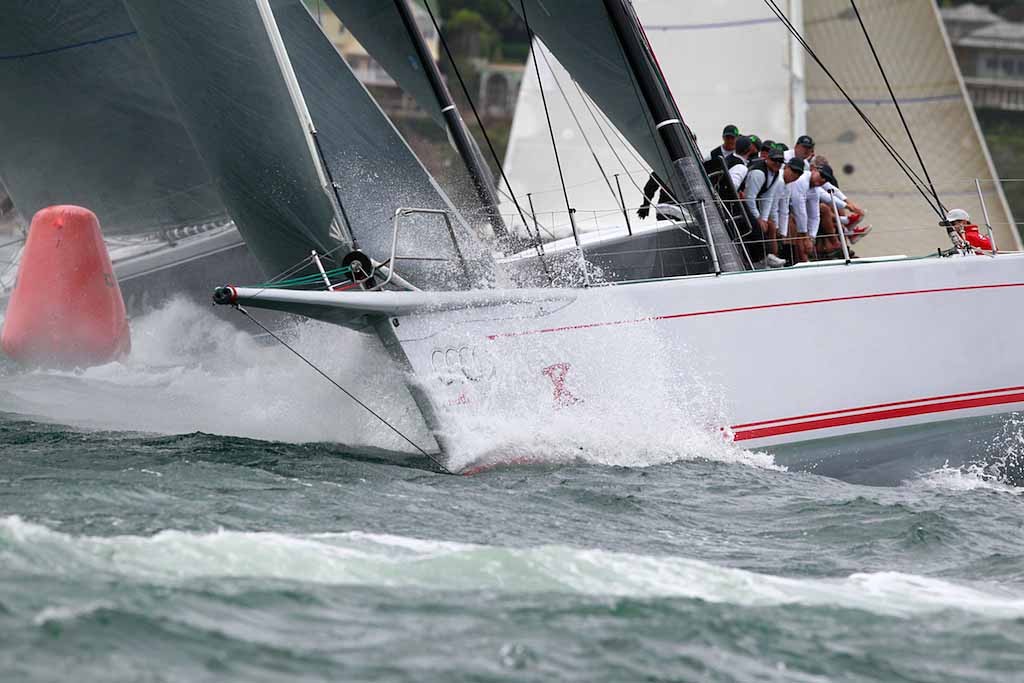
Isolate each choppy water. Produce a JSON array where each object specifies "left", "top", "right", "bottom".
[{"left": 1, "top": 299, "right": 1023, "bottom": 682}]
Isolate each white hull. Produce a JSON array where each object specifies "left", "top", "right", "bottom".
[{"left": 222, "top": 252, "right": 1024, "bottom": 480}]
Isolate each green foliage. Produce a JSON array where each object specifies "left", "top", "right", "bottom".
[
  {"left": 438, "top": 0, "right": 529, "bottom": 62},
  {"left": 446, "top": 9, "right": 498, "bottom": 59}
]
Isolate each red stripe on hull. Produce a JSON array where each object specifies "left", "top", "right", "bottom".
[
  {"left": 732, "top": 385, "right": 1024, "bottom": 430},
  {"left": 486, "top": 282, "right": 1024, "bottom": 341},
  {"left": 733, "top": 391, "right": 1024, "bottom": 442}
]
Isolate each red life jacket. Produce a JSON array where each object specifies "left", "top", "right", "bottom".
[{"left": 964, "top": 224, "right": 992, "bottom": 251}]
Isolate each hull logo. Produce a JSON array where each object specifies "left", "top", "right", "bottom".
[
  {"left": 431, "top": 346, "right": 495, "bottom": 384},
  {"left": 542, "top": 362, "right": 580, "bottom": 408}
]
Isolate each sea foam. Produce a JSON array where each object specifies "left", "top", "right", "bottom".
[
  {"left": 0, "top": 296, "right": 776, "bottom": 473},
  {"left": 3, "top": 516, "right": 1021, "bottom": 620}
]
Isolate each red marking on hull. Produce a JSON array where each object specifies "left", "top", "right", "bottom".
[
  {"left": 732, "top": 385, "right": 1024, "bottom": 430},
  {"left": 542, "top": 362, "right": 581, "bottom": 408},
  {"left": 485, "top": 283, "right": 1024, "bottom": 341},
  {"left": 732, "top": 391, "right": 1024, "bottom": 442}
]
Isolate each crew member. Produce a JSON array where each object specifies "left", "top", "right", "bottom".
[
  {"left": 778, "top": 157, "right": 819, "bottom": 262},
  {"left": 812, "top": 164, "right": 870, "bottom": 248},
  {"left": 740, "top": 149, "right": 787, "bottom": 267},
  {"left": 710, "top": 124, "right": 740, "bottom": 160},
  {"left": 785, "top": 135, "right": 815, "bottom": 167},
  {"left": 726, "top": 136, "right": 757, "bottom": 190},
  {"left": 945, "top": 208, "right": 992, "bottom": 252}
]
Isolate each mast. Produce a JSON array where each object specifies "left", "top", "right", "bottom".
[
  {"left": 600, "top": 0, "right": 745, "bottom": 272},
  {"left": 392, "top": 0, "right": 508, "bottom": 240}
]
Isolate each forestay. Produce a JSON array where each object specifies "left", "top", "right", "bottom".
[{"left": 0, "top": 0, "right": 226, "bottom": 236}]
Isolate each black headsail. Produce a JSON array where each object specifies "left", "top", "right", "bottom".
[
  {"left": 320, "top": 0, "right": 507, "bottom": 241},
  {"left": 0, "top": 0, "right": 226, "bottom": 236},
  {"left": 123, "top": 0, "right": 493, "bottom": 287},
  {"left": 510, "top": 0, "right": 747, "bottom": 272}
]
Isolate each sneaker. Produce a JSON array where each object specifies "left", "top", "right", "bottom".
[
  {"left": 847, "top": 223, "right": 872, "bottom": 244},
  {"left": 764, "top": 253, "right": 787, "bottom": 268},
  {"left": 846, "top": 212, "right": 864, "bottom": 229}
]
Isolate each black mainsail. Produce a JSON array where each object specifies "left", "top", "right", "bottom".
[{"left": 0, "top": 0, "right": 226, "bottom": 236}]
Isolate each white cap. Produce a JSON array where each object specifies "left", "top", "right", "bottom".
[{"left": 946, "top": 208, "right": 970, "bottom": 222}]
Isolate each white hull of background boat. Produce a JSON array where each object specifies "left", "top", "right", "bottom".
[{"left": 221, "top": 252, "right": 1024, "bottom": 482}]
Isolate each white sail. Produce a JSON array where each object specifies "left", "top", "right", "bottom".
[
  {"left": 503, "top": 1, "right": 805, "bottom": 238},
  {"left": 501, "top": 41, "right": 650, "bottom": 238},
  {"left": 803, "top": 0, "right": 1020, "bottom": 256},
  {"left": 637, "top": 0, "right": 805, "bottom": 150}
]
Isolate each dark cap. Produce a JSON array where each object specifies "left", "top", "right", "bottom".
[
  {"left": 734, "top": 136, "right": 753, "bottom": 156},
  {"left": 722, "top": 124, "right": 740, "bottom": 137},
  {"left": 817, "top": 163, "right": 839, "bottom": 187},
  {"left": 768, "top": 149, "right": 785, "bottom": 163},
  {"left": 776, "top": 143, "right": 789, "bottom": 152},
  {"left": 761, "top": 139, "right": 776, "bottom": 152},
  {"left": 795, "top": 134, "right": 814, "bottom": 148},
  {"left": 747, "top": 134, "right": 761, "bottom": 147},
  {"left": 786, "top": 157, "right": 806, "bottom": 173}
]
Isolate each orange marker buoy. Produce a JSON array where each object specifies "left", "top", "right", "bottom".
[{"left": 1, "top": 205, "right": 130, "bottom": 367}]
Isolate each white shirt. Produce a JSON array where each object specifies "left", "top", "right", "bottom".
[
  {"left": 824, "top": 182, "right": 846, "bottom": 201},
  {"left": 784, "top": 149, "right": 814, "bottom": 175},
  {"left": 788, "top": 173, "right": 821, "bottom": 237},
  {"left": 741, "top": 165, "right": 778, "bottom": 220},
  {"left": 816, "top": 185, "right": 847, "bottom": 211},
  {"left": 773, "top": 171, "right": 790, "bottom": 235},
  {"left": 728, "top": 159, "right": 749, "bottom": 190}
]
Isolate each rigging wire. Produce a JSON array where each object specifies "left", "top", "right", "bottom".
[
  {"left": 848, "top": 0, "right": 945, "bottom": 215},
  {"left": 574, "top": 83, "right": 651, "bottom": 197},
  {"left": 232, "top": 304, "right": 451, "bottom": 474},
  {"left": 420, "top": 1, "right": 552, "bottom": 279},
  {"left": 761, "top": 0, "right": 944, "bottom": 218},
  {"left": 535, "top": 46, "right": 621, "bottom": 210},
  {"left": 520, "top": 1, "right": 576, "bottom": 241},
  {"left": 494, "top": 186, "right": 557, "bottom": 239},
  {"left": 567, "top": 71, "right": 677, "bottom": 208}
]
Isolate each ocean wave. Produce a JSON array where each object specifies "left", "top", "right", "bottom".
[
  {"left": 913, "top": 465, "right": 1024, "bottom": 495},
  {"left": 3, "top": 516, "right": 1021, "bottom": 620}
]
